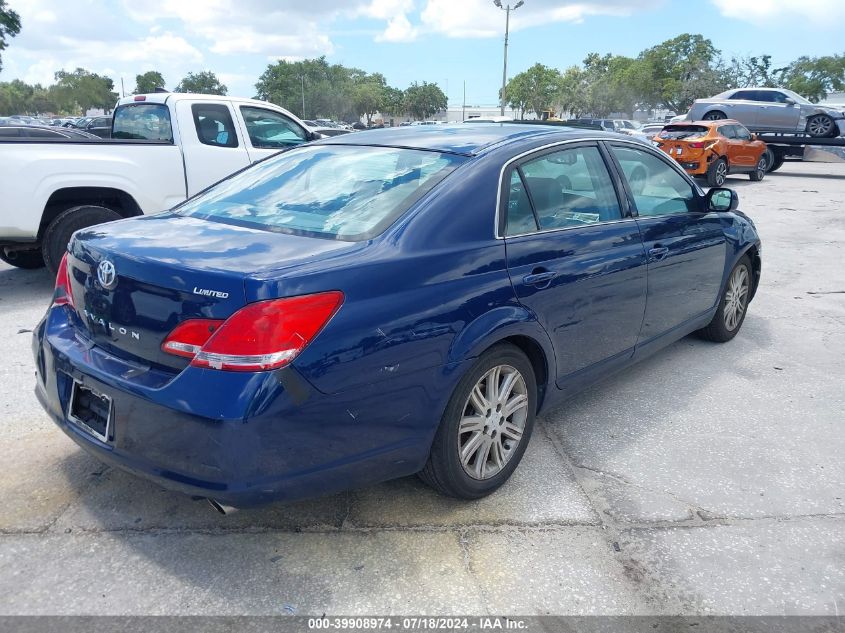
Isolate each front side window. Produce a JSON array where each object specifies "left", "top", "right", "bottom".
[
  {"left": 611, "top": 145, "right": 696, "bottom": 217},
  {"left": 177, "top": 145, "right": 464, "bottom": 241},
  {"left": 191, "top": 103, "right": 238, "bottom": 148},
  {"left": 112, "top": 104, "right": 173, "bottom": 141},
  {"left": 240, "top": 106, "right": 308, "bottom": 149}
]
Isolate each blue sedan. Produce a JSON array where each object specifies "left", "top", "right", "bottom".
[{"left": 33, "top": 125, "right": 761, "bottom": 509}]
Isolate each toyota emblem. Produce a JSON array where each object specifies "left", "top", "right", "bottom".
[{"left": 97, "top": 259, "right": 117, "bottom": 290}]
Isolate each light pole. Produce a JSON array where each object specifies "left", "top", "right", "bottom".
[{"left": 493, "top": 0, "right": 524, "bottom": 116}]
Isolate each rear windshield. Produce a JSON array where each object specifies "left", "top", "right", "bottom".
[
  {"left": 112, "top": 103, "right": 174, "bottom": 141},
  {"left": 176, "top": 145, "right": 466, "bottom": 241},
  {"left": 659, "top": 125, "right": 709, "bottom": 140}
]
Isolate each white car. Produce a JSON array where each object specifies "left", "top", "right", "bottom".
[{"left": 0, "top": 92, "right": 317, "bottom": 273}]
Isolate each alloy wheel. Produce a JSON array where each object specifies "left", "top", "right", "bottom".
[
  {"left": 723, "top": 264, "right": 749, "bottom": 331},
  {"left": 704, "top": 111, "right": 725, "bottom": 121},
  {"left": 715, "top": 161, "right": 727, "bottom": 185},
  {"left": 458, "top": 364, "right": 528, "bottom": 480},
  {"left": 807, "top": 115, "right": 833, "bottom": 137}
]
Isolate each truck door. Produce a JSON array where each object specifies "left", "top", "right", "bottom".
[
  {"left": 176, "top": 101, "right": 252, "bottom": 196},
  {"left": 234, "top": 105, "right": 311, "bottom": 163}
]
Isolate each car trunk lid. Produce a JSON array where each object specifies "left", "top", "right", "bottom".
[{"left": 66, "top": 213, "right": 355, "bottom": 371}]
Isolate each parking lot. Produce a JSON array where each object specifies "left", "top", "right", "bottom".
[{"left": 0, "top": 162, "right": 842, "bottom": 615}]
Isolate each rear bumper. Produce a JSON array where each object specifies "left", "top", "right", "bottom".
[{"left": 33, "top": 306, "right": 462, "bottom": 506}]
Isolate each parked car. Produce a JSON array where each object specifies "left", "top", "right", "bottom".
[
  {"left": 33, "top": 124, "right": 761, "bottom": 510},
  {"left": 68, "top": 115, "right": 113, "bottom": 138},
  {"left": 0, "top": 126, "right": 100, "bottom": 140},
  {"left": 312, "top": 127, "right": 352, "bottom": 137},
  {"left": 0, "top": 92, "right": 317, "bottom": 273},
  {"left": 634, "top": 123, "right": 666, "bottom": 142},
  {"left": 687, "top": 87, "right": 845, "bottom": 138},
  {"left": 654, "top": 120, "right": 768, "bottom": 186},
  {"left": 464, "top": 116, "right": 513, "bottom": 123},
  {"left": 576, "top": 118, "right": 618, "bottom": 132}
]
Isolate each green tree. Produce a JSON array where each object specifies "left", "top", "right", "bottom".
[
  {"left": 776, "top": 54, "right": 845, "bottom": 102},
  {"left": 404, "top": 81, "right": 447, "bottom": 121},
  {"left": 0, "top": 0, "right": 21, "bottom": 73},
  {"left": 0, "top": 78, "right": 32, "bottom": 114},
  {"left": 726, "top": 55, "right": 778, "bottom": 89},
  {"left": 53, "top": 68, "right": 118, "bottom": 113},
  {"left": 503, "top": 63, "right": 559, "bottom": 118},
  {"left": 556, "top": 65, "right": 588, "bottom": 117},
  {"left": 381, "top": 85, "right": 406, "bottom": 119},
  {"left": 504, "top": 72, "right": 530, "bottom": 118},
  {"left": 351, "top": 81, "right": 384, "bottom": 126},
  {"left": 175, "top": 71, "right": 227, "bottom": 95},
  {"left": 638, "top": 33, "right": 725, "bottom": 112},
  {"left": 134, "top": 71, "right": 166, "bottom": 94}
]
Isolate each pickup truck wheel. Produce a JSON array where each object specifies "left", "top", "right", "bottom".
[
  {"left": 42, "top": 205, "right": 122, "bottom": 275},
  {"left": 0, "top": 248, "right": 45, "bottom": 270}
]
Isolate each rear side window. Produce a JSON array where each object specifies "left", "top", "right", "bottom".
[
  {"left": 717, "top": 125, "right": 736, "bottom": 139},
  {"left": 112, "top": 104, "right": 173, "bottom": 141},
  {"left": 240, "top": 106, "right": 308, "bottom": 149},
  {"left": 660, "top": 125, "right": 708, "bottom": 140},
  {"left": 514, "top": 145, "right": 622, "bottom": 231},
  {"left": 176, "top": 145, "right": 465, "bottom": 241},
  {"left": 191, "top": 103, "right": 238, "bottom": 148},
  {"left": 505, "top": 170, "right": 538, "bottom": 236}
]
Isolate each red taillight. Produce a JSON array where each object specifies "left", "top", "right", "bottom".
[
  {"left": 134, "top": 95, "right": 146, "bottom": 101},
  {"left": 688, "top": 141, "right": 704, "bottom": 148},
  {"left": 53, "top": 252, "right": 74, "bottom": 308},
  {"left": 161, "top": 319, "right": 224, "bottom": 358},
  {"left": 161, "top": 291, "right": 344, "bottom": 372}
]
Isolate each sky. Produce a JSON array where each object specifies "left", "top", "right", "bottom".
[{"left": 1, "top": 0, "right": 843, "bottom": 105}]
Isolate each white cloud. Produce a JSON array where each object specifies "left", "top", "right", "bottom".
[
  {"left": 710, "top": 0, "right": 841, "bottom": 25},
  {"left": 377, "top": 14, "right": 419, "bottom": 42},
  {"left": 419, "top": 0, "right": 665, "bottom": 38}
]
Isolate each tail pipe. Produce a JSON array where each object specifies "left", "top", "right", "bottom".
[{"left": 207, "top": 498, "right": 239, "bottom": 515}]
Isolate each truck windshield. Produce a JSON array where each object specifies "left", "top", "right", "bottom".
[
  {"left": 176, "top": 145, "right": 466, "bottom": 241},
  {"left": 112, "top": 104, "right": 173, "bottom": 142}
]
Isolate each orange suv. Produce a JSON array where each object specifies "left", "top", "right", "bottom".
[{"left": 654, "top": 120, "right": 768, "bottom": 186}]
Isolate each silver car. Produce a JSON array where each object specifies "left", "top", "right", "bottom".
[{"left": 686, "top": 87, "right": 845, "bottom": 138}]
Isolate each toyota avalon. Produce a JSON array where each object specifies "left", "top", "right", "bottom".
[{"left": 33, "top": 125, "right": 761, "bottom": 509}]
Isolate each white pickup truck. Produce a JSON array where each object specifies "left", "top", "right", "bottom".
[{"left": 0, "top": 93, "right": 319, "bottom": 273}]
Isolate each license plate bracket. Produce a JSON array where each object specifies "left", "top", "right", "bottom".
[{"left": 68, "top": 381, "right": 113, "bottom": 443}]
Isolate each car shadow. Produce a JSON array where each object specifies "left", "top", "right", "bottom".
[
  {"left": 0, "top": 266, "right": 54, "bottom": 306},
  {"left": 45, "top": 312, "right": 776, "bottom": 610}
]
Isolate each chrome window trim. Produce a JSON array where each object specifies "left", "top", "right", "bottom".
[{"left": 495, "top": 136, "right": 694, "bottom": 239}]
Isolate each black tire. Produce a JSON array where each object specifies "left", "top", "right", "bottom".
[
  {"left": 419, "top": 343, "right": 537, "bottom": 499},
  {"left": 42, "top": 205, "right": 122, "bottom": 275},
  {"left": 806, "top": 114, "right": 837, "bottom": 138},
  {"left": 749, "top": 155, "right": 766, "bottom": 181},
  {"left": 0, "top": 248, "right": 45, "bottom": 269},
  {"left": 767, "top": 154, "right": 785, "bottom": 172},
  {"left": 697, "top": 255, "right": 752, "bottom": 343},
  {"left": 706, "top": 157, "right": 728, "bottom": 187},
  {"left": 703, "top": 110, "right": 727, "bottom": 121}
]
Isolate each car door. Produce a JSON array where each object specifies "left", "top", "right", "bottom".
[
  {"left": 718, "top": 124, "right": 754, "bottom": 169},
  {"left": 726, "top": 90, "right": 760, "bottom": 127},
  {"left": 501, "top": 142, "right": 648, "bottom": 388},
  {"left": 759, "top": 91, "right": 801, "bottom": 131},
  {"left": 236, "top": 105, "right": 310, "bottom": 163},
  {"left": 729, "top": 124, "right": 760, "bottom": 167},
  {"left": 607, "top": 143, "right": 727, "bottom": 346},
  {"left": 176, "top": 101, "right": 252, "bottom": 196}
]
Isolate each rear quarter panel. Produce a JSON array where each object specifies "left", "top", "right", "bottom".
[{"left": 0, "top": 143, "right": 186, "bottom": 239}]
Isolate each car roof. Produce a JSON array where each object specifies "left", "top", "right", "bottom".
[
  {"left": 316, "top": 123, "right": 619, "bottom": 156},
  {"left": 672, "top": 119, "right": 741, "bottom": 127}
]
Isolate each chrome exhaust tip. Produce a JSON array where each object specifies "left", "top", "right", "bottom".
[{"left": 207, "top": 498, "right": 239, "bottom": 515}]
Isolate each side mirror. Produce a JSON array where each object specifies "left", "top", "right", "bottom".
[
  {"left": 785, "top": 98, "right": 796, "bottom": 106},
  {"left": 706, "top": 187, "right": 739, "bottom": 213},
  {"left": 750, "top": 133, "right": 758, "bottom": 141}
]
